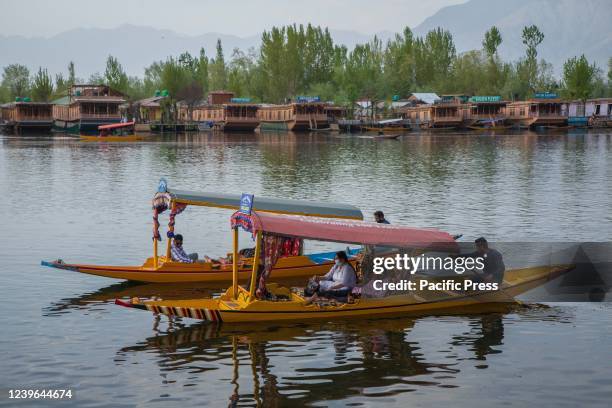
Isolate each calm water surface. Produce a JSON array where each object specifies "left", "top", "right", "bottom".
[{"left": 1, "top": 130, "right": 612, "bottom": 407}]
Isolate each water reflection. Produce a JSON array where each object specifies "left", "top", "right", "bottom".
[{"left": 115, "top": 308, "right": 528, "bottom": 406}]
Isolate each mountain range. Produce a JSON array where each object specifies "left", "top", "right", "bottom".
[{"left": 0, "top": 0, "right": 609, "bottom": 79}]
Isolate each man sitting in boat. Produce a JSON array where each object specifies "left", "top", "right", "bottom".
[
  {"left": 456, "top": 237, "right": 505, "bottom": 284},
  {"left": 304, "top": 251, "right": 357, "bottom": 303},
  {"left": 374, "top": 210, "right": 390, "bottom": 224},
  {"left": 171, "top": 234, "right": 200, "bottom": 263}
]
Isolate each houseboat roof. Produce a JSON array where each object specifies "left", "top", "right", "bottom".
[
  {"left": 72, "top": 96, "right": 126, "bottom": 103},
  {"left": 138, "top": 96, "right": 166, "bottom": 107},
  {"left": 167, "top": 189, "right": 364, "bottom": 220},
  {"left": 586, "top": 97, "right": 612, "bottom": 103},
  {"left": 408, "top": 93, "right": 441, "bottom": 104},
  {"left": 390, "top": 101, "right": 411, "bottom": 109},
  {"left": 1, "top": 101, "right": 53, "bottom": 107},
  {"left": 98, "top": 121, "right": 135, "bottom": 130},
  {"left": 209, "top": 90, "right": 234, "bottom": 94},
  {"left": 516, "top": 98, "right": 565, "bottom": 104}
]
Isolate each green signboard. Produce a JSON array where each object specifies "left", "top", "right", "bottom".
[
  {"left": 469, "top": 96, "right": 502, "bottom": 103},
  {"left": 534, "top": 92, "right": 558, "bottom": 99}
]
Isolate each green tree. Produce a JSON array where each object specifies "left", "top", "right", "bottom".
[
  {"left": 449, "top": 50, "right": 487, "bottom": 95},
  {"left": 521, "top": 25, "right": 545, "bottom": 92},
  {"left": 383, "top": 27, "right": 416, "bottom": 98},
  {"left": 1, "top": 64, "right": 30, "bottom": 99},
  {"left": 196, "top": 47, "right": 209, "bottom": 95},
  {"left": 344, "top": 37, "right": 384, "bottom": 117},
  {"left": 483, "top": 26, "right": 502, "bottom": 59},
  {"left": 562, "top": 55, "right": 599, "bottom": 100},
  {"left": 414, "top": 28, "right": 456, "bottom": 91},
  {"left": 481, "top": 26, "right": 506, "bottom": 94},
  {"left": 31, "top": 67, "right": 54, "bottom": 101},
  {"left": 209, "top": 39, "right": 227, "bottom": 90},
  {"left": 104, "top": 55, "right": 129, "bottom": 94},
  {"left": 68, "top": 61, "right": 76, "bottom": 85}
]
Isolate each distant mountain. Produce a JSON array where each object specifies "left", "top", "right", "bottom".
[
  {"left": 0, "top": 25, "right": 260, "bottom": 78},
  {"left": 0, "top": 0, "right": 609, "bottom": 79},
  {"left": 413, "top": 0, "right": 612, "bottom": 73}
]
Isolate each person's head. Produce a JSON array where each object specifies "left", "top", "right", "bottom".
[
  {"left": 374, "top": 210, "right": 385, "bottom": 223},
  {"left": 475, "top": 237, "right": 488, "bottom": 254},
  {"left": 174, "top": 234, "right": 184, "bottom": 246},
  {"left": 335, "top": 250, "right": 349, "bottom": 265}
]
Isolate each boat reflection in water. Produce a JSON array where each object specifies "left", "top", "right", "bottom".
[{"left": 112, "top": 305, "right": 543, "bottom": 406}]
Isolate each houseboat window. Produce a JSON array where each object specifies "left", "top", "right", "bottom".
[{"left": 595, "top": 105, "right": 601, "bottom": 115}]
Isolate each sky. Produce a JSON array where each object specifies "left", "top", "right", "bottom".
[{"left": 0, "top": 0, "right": 467, "bottom": 38}]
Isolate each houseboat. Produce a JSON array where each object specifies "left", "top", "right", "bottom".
[
  {"left": 1, "top": 98, "right": 53, "bottom": 134},
  {"left": 585, "top": 98, "right": 612, "bottom": 127},
  {"left": 258, "top": 98, "right": 329, "bottom": 131},
  {"left": 464, "top": 96, "right": 509, "bottom": 129},
  {"left": 193, "top": 102, "right": 260, "bottom": 132},
  {"left": 400, "top": 98, "right": 464, "bottom": 129},
  {"left": 135, "top": 95, "right": 164, "bottom": 132},
  {"left": 52, "top": 85, "right": 126, "bottom": 134},
  {"left": 506, "top": 93, "right": 568, "bottom": 129}
]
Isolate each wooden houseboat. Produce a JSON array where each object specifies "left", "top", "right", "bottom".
[
  {"left": 52, "top": 85, "right": 126, "bottom": 134},
  {"left": 1, "top": 99, "right": 53, "bottom": 133},
  {"left": 258, "top": 99, "right": 329, "bottom": 131},
  {"left": 464, "top": 96, "right": 509, "bottom": 129},
  {"left": 193, "top": 103, "right": 260, "bottom": 132},
  {"left": 506, "top": 94, "right": 568, "bottom": 128},
  {"left": 136, "top": 95, "right": 165, "bottom": 132},
  {"left": 401, "top": 102, "right": 464, "bottom": 129},
  {"left": 585, "top": 98, "right": 612, "bottom": 127}
]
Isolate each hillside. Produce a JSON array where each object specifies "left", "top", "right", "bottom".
[{"left": 414, "top": 0, "right": 611, "bottom": 72}]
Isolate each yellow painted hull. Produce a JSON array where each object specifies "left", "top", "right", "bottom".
[
  {"left": 120, "top": 265, "right": 573, "bottom": 323},
  {"left": 80, "top": 134, "right": 147, "bottom": 142},
  {"left": 45, "top": 255, "right": 340, "bottom": 283}
]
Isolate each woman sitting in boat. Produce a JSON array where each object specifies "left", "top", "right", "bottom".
[
  {"left": 304, "top": 251, "right": 357, "bottom": 303},
  {"left": 171, "top": 234, "right": 201, "bottom": 263}
]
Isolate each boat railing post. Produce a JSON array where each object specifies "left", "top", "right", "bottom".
[
  {"left": 153, "top": 238, "right": 158, "bottom": 269},
  {"left": 166, "top": 201, "right": 176, "bottom": 259},
  {"left": 232, "top": 227, "right": 239, "bottom": 299},
  {"left": 248, "top": 231, "right": 262, "bottom": 302}
]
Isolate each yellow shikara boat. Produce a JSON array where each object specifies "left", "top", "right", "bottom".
[
  {"left": 116, "top": 210, "right": 574, "bottom": 323},
  {"left": 42, "top": 182, "right": 364, "bottom": 283},
  {"left": 80, "top": 121, "right": 147, "bottom": 142}
]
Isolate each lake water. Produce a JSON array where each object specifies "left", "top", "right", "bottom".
[{"left": 1, "top": 130, "right": 612, "bottom": 407}]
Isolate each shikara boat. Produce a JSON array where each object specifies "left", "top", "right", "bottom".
[
  {"left": 80, "top": 121, "right": 145, "bottom": 141},
  {"left": 42, "top": 183, "right": 364, "bottom": 283},
  {"left": 358, "top": 134, "right": 401, "bottom": 140},
  {"left": 116, "top": 210, "right": 574, "bottom": 323}
]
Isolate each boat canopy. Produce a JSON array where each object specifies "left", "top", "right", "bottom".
[
  {"left": 98, "top": 121, "right": 135, "bottom": 130},
  {"left": 231, "top": 210, "right": 456, "bottom": 250},
  {"left": 229, "top": 210, "right": 458, "bottom": 300},
  {"left": 167, "top": 189, "right": 363, "bottom": 220}
]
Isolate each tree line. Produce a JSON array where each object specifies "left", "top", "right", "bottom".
[{"left": 1, "top": 24, "right": 611, "bottom": 107}]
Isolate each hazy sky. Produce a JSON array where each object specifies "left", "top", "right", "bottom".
[{"left": 0, "top": 0, "right": 467, "bottom": 37}]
